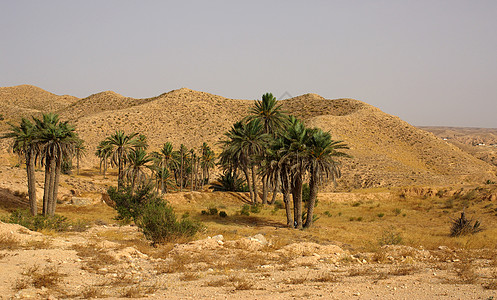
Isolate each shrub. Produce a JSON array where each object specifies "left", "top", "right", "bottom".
[
  {"left": 210, "top": 171, "right": 248, "bottom": 192},
  {"left": 208, "top": 207, "right": 218, "bottom": 215},
  {"left": 450, "top": 211, "right": 482, "bottom": 237},
  {"left": 3, "top": 209, "right": 69, "bottom": 232},
  {"left": 219, "top": 211, "right": 228, "bottom": 218},
  {"left": 240, "top": 204, "right": 250, "bottom": 216},
  {"left": 378, "top": 229, "right": 403, "bottom": 246},
  {"left": 377, "top": 213, "right": 385, "bottom": 218},
  {"left": 250, "top": 204, "right": 262, "bottom": 214},
  {"left": 137, "top": 200, "right": 202, "bottom": 244},
  {"left": 324, "top": 211, "right": 332, "bottom": 217},
  {"left": 0, "top": 114, "right": 4, "bottom": 121},
  {"left": 108, "top": 183, "right": 156, "bottom": 223}
]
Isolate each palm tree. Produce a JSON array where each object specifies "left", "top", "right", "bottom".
[
  {"left": 303, "top": 129, "right": 350, "bottom": 228},
  {"left": 95, "top": 140, "right": 112, "bottom": 178},
  {"left": 247, "top": 93, "right": 289, "bottom": 135},
  {"left": 134, "top": 134, "right": 149, "bottom": 151},
  {"left": 281, "top": 116, "right": 309, "bottom": 229},
  {"left": 105, "top": 130, "right": 138, "bottom": 189},
  {"left": 74, "top": 137, "right": 86, "bottom": 175},
  {"left": 246, "top": 92, "right": 289, "bottom": 204},
  {"left": 219, "top": 120, "right": 269, "bottom": 204},
  {"left": 2, "top": 118, "right": 39, "bottom": 216},
  {"left": 200, "top": 143, "right": 215, "bottom": 188},
  {"left": 124, "top": 148, "right": 153, "bottom": 192},
  {"left": 34, "top": 113, "right": 78, "bottom": 216}
]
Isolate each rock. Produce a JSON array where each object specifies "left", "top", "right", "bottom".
[{"left": 251, "top": 234, "right": 268, "bottom": 245}]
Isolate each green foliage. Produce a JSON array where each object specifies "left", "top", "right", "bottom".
[
  {"left": 302, "top": 183, "right": 318, "bottom": 208},
  {"left": 219, "top": 211, "right": 228, "bottom": 218},
  {"left": 450, "top": 211, "right": 483, "bottom": 237},
  {"left": 273, "top": 200, "right": 284, "bottom": 210},
  {"left": 378, "top": 229, "right": 403, "bottom": 246},
  {"left": 377, "top": 213, "right": 385, "bottom": 218},
  {"left": 240, "top": 204, "right": 250, "bottom": 216},
  {"left": 3, "top": 209, "right": 69, "bottom": 232},
  {"left": 108, "top": 183, "right": 202, "bottom": 243},
  {"left": 0, "top": 114, "right": 4, "bottom": 121},
  {"left": 485, "top": 179, "right": 496, "bottom": 185},
  {"left": 108, "top": 184, "right": 156, "bottom": 223},
  {"left": 210, "top": 171, "right": 248, "bottom": 192},
  {"left": 137, "top": 200, "right": 202, "bottom": 244},
  {"left": 61, "top": 158, "right": 73, "bottom": 175},
  {"left": 324, "top": 211, "right": 332, "bottom": 217},
  {"left": 250, "top": 204, "right": 262, "bottom": 214},
  {"left": 201, "top": 207, "right": 219, "bottom": 216}
]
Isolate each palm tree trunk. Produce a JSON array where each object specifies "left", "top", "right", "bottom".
[
  {"left": 292, "top": 172, "right": 303, "bottom": 229},
  {"left": 50, "top": 155, "right": 62, "bottom": 216},
  {"left": 42, "top": 156, "right": 53, "bottom": 216},
  {"left": 76, "top": 154, "right": 80, "bottom": 175},
  {"left": 304, "top": 165, "right": 319, "bottom": 228},
  {"left": 269, "top": 179, "right": 279, "bottom": 205},
  {"left": 242, "top": 167, "right": 254, "bottom": 203},
  {"left": 25, "top": 150, "right": 37, "bottom": 216},
  {"left": 262, "top": 175, "right": 269, "bottom": 204},
  {"left": 281, "top": 169, "right": 293, "bottom": 227},
  {"left": 251, "top": 165, "right": 258, "bottom": 204},
  {"left": 118, "top": 151, "right": 124, "bottom": 190}
]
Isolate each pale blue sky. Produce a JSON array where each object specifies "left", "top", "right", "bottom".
[{"left": 1, "top": 1, "right": 496, "bottom": 127}]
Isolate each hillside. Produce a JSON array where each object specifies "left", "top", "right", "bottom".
[
  {"left": 1, "top": 86, "right": 496, "bottom": 190},
  {"left": 0, "top": 85, "right": 78, "bottom": 130}
]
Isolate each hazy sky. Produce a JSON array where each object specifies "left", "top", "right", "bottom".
[{"left": 1, "top": 1, "right": 496, "bottom": 127}]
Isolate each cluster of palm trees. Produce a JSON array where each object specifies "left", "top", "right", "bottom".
[
  {"left": 2, "top": 113, "right": 81, "bottom": 216},
  {"left": 95, "top": 131, "right": 215, "bottom": 194},
  {"left": 219, "top": 93, "right": 350, "bottom": 229}
]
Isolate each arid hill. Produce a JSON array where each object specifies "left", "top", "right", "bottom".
[
  {"left": 0, "top": 85, "right": 78, "bottom": 130},
  {"left": 1, "top": 85, "right": 496, "bottom": 190}
]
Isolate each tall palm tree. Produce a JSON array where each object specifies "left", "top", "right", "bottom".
[
  {"left": 134, "top": 134, "right": 149, "bottom": 151},
  {"left": 124, "top": 148, "right": 153, "bottom": 192},
  {"left": 280, "top": 116, "right": 309, "bottom": 229},
  {"left": 200, "top": 143, "right": 215, "bottom": 188},
  {"left": 74, "top": 137, "right": 86, "bottom": 175},
  {"left": 219, "top": 120, "right": 269, "bottom": 204},
  {"left": 303, "top": 129, "right": 350, "bottom": 228},
  {"left": 2, "top": 118, "right": 39, "bottom": 216},
  {"left": 105, "top": 130, "right": 138, "bottom": 189},
  {"left": 95, "top": 140, "right": 112, "bottom": 178},
  {"left": 34, "top": 113, "right": 78, "bottom": 216},
  {"left": 246, "top": 92, "right": 289, "bottom": 204}
]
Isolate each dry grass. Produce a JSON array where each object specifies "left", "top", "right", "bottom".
[
  {"left": 348, "top": 267, "right": 376, "bottom": 277},
  {"left": 15, "top": 265, "right": 65, "bottom": 291},
  {"left": 0, "top": 234, "right": 22, "bottom": 250},
  {"left": 204, "top": 277, "right": 230, "bottom": 287},
  {"left": 120, "top": 285, "right": 158, "bottom": 298},
  {"left": 388, "top": 265, "right": 419, "bottom": 276},
  {"left": 229, "top": 275, "right": 255, "bottom": 290},
  {"left": 180, "top": 272, "right": 201, "bottom": 281},
  {"left": 313, "top": 272, "right": 339, "bottom": 283},
  {"left": 453, "top": 261, "right": 478, "bottom": 284},
  {"left": 71, "top": 243, "right": 119, "bottom": 272}
]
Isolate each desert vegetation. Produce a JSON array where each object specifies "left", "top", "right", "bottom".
[{"left": 1, "top": 85, "right": 497, "bottom": 298}]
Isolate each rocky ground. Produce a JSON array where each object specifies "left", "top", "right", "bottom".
[{"left": 1, "top": 221, "right": 496, "bottom": 299}]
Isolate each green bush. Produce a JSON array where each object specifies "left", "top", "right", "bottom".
[
  {"left": 250, "top": 204, "right": 262, "bottom": 214},
  {"left": 108, "top": 183, "right": 202, "bottom": 244},
  {"left": 240, "top": 204, "right": 250, "bottom": 216},
  {"left": 208, "top": 207, "right": 218, "bottom": 215},
  {"left": 3, "top": 209, "right": 69, "bottom": 232},
  {"left": 108, "top": 184, "right": 156, "bottom": 223},
  {"left": 137, "top": 201, "right": 202, "bottom": 244},
  {"left": 219, "top": 211, "right": 228, "bottom": 218}
]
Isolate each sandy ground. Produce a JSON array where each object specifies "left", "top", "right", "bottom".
[{"left": 1, "top": 221, "right": 496, "bottom": 299}]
